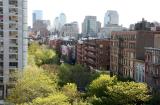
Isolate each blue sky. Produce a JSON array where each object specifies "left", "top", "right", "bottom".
[{"left": 28, "top": 0, "right": 160, "bottom": 28}]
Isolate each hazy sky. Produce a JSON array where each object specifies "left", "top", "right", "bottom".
[{"left": 28, "top": 0, "right": 160, "bottom": 28}]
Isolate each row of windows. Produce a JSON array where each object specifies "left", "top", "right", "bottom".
[
  {"left": 0, "top": 62, "right": 18, "bottom": 67},
  {"left": 111, "top": 34, "right": 136, "bottom": 41},
  {"left": 0, "top": 31, "right": 18, "bottom": 38},
  {"left": 111, "top": 41, "right": 136, "bottom": 49},
  {"left": 0, "top": 23, "right": 18, "bottom": 30},
  {"left": 0, "top": 7, "right": 18, "bottom": 15},
  {"left": 0, "top": 0, "right": 18, "bottom": 8},
  {"left": 146, "top": 54, "right": 160, "bottom": 64}
]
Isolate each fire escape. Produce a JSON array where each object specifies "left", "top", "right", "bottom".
[{"left": 118, "top": 37, "right": 124, "bottom": 76}]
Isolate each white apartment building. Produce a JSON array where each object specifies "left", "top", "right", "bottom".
[{"left": 0, "top": 0, "right": 27, "bottom": 99}]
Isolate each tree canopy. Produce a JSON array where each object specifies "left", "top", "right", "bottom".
[
  {"left": 8, "top": 65, "right": 57, "bottom": 104},
  {"left": 7, "top": 42, "right": 156, "bottom": 105},
  {"left": 87, "top": 74, "right": 150, "bottom": 105},
  {"left": 28, "top": 42, "right": 59, "bottom": 66}
]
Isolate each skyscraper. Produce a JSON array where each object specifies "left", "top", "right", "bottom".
[
  {"left": 54, "top": 17, "right": 60, "bottom": 31},
  {"left": 0, "top": 0, "right": 27, "bottom": 100},
  {"left": 53, "top": 13, "right": 66, "bottom": 32},
  {"left": 82, "top": 16, "right": 98, "bottom": 36},
  {"left": 104, "top": 10, "right": 119, "bottom": 27},
  {"left": 98, "top": 10, "right": 124, "bottom": 38},
  {"left": 96, "top": 21, "right": 101, "bottom": 33},
  {"left": 32, "top": 10, "right": 43, "bottom": 26},
  {"left": 59, "top": 13, "right": 66, "bottom": 28}
]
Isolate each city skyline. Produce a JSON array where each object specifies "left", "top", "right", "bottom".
[{"left": 28, "top": 0, "right": 160, "bottom": 28}]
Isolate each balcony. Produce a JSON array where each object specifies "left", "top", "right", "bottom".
[
  {"left": 9, "top": 0, "right": 18, "bottom": 7},
  {"left": 77, "top": 49, "right": 82, "bottom": 53},
  {"left": 9, "top": 54, "right": 18, "bottom": 62},
  {"left": 0, "top": 70, "right": 3, "bottom": 77},
  {"left": 0, "top": 77, "right": 3, "bottom": 83},
  {"left": 9, "top": 16, "right": 18, "bottom": 22},
  {"left": 0, "top": 15, "right": 3, "bottom": 22},
  {"left": 0, "top": 31, "right": 3, "bottom": 37},
  {"left": 9, "top": 23, "right": 18, "bottom": 30},
  {"left": 9, "top": 39, "right": 18, "bottom": 46},
  {"left": 87, "top": 52, "right": 96, "bottom": 59},
  {"left": 0, "top": 23, "right": 3, "bottom": 30},
  {"left": 9, "top": 32, "right": 18, "bottom": 39},
  {"left": 0, "top": 7, "right": 3, "bottom": 14},
  {"left": 9, "top": 8, "right": 18, "bottom": 15},
  {"left": 0, "top": 57, "right": 3, "bottom": 62},
  {"left": 0, "top": 2, "right": 2, "bottom": 6},
  {"left": 0, "top": 65, "right": 2, "bottom": 70},
  {"left": 87, "top": 47, "right": 96, "bottom": 52},
  {"left": 87, "top": 58, "right": 96, "bottom": 65},
  {"left": 77, "top": 53, "right": 82, "bottom": 57},
  {"left": 9, "top": 62, "right": 18, "bottom": 69},
  {"left": 9, "top": 47, "right": 18, "bottom": 54}
]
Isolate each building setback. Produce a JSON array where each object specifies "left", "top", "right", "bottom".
[
  {"left": 110, "top": 31, "right": 160, "bottom": 79},
  {"left": 77, "top": 39, "right": 110, "bottom": 70},
  {"left": 0, "top": 0, "right": 28, "bottom": 99}
]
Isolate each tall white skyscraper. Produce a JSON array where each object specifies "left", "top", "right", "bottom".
[
  {"left": 98, "top": 10, "right": 124, "bottom": 38},
  {"left": 82, "top": 16, "right": 98, "bottom": 36},
  {"left": 53, "top": 17, "right": 60, "bottom": 31},
  {"left": 0, "top": 0, "right": 27, "bottom": 100},
  {"left": 59, "top": 13, "right": 66, "bottom": 29},
  {"left": 52, "top": 13, "right": 66, "bottom": 32},
  {"left": 104, "top": 10, "right": 119, "bottom": 27}
]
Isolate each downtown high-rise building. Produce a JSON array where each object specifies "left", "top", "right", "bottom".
[
  {"left": 59, "top": 13, "right": 66, "bottom": 28},
  {"left": 82, "top": 16, "right": 99, "bottom": 36},
  {"left": 104, "top": 10, "right": 119, "bottom": 27},
  {"left": 53, "top": 17, "right": 60, "bottom": 31},
  {"left": 98, "top": 10, "right": 124, "bottom": 38},
  {"left": 0, "top": 0, "right": 28, "bottom": 100},
  {"left": 53, "top": 13, "right": 66, "bottom": 31},
  {"left": 32, "top": 10, "right": 43, "bottom": 26}
]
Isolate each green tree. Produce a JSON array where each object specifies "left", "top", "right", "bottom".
[
  {"left": 28, "top": 42, "right": 59, "bottom": 66},
  {"left": 88, "top": 74, "right": 150, "bottom": 105},
  {"left": 24, "top": 93, "right": 71, "bottom": 105},
  {"left": 88, "top": 74, "right": 117, "bottom": 97},
  {"left": 58, "top": 64, "right": 99, "bottom": 89},
  {"left": 108, "top": 82, "right": 150, "bottom": 105},
  {"left": 58, "top": 64, "right": 72, "bottom": 86},
  {"left": 41, "top": 64, "right": 59, "bottom": 75},
  {"left": 62, "top": 83, "right": 79, "bottom": 103},
  {"left": 8, "top": 65, "right": 57, "bottom": 104}
]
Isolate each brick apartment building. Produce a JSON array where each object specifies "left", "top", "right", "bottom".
[
  {"left": 110, "top": 31, "right": 160, "bottom": 79},
  {"left": 145, "top": 47, "right": 160, "bottom": 91},
  {"left": 49, "top": 39, "right": 62, "bottom": 54},
  {"left": 76, "top": 42, "right": 85, "bottom": 64},
  {"left": 77, "top": 39, "right": 110, "bottom": 70}
]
